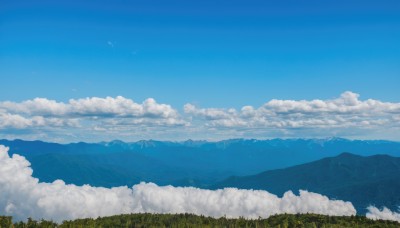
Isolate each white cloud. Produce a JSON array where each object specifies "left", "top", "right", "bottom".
[
  {"left": 1, "top": 92, "right": 399, "bottom": 141},
  {"left": 366, "top": 206, "right": 400, "bottom": 222},
  {"left": 0, "top": 145, "right": 356, "bottom": 222},
  {"left": 0, "top": 112, "right": 78, "bottom": 129},
  {"left": 0, "top": 96, "right": 179, "bottom": 119},
  {"left": 1, "top": 98, "right": 68, "bottom": 116},
  {"left": 185, "top": 91, "right": 400, "bottom": 130},
  {"left": 0, "top": 97, "right": 186, "bottom": 132},
  {"left": 68, "top": 97, "right": 180, "bottom": 119}
]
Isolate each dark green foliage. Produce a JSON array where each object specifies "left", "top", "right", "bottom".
[
  {"left": 1, "top": 216, "right": 57, "bottom": 228},
  {"left": 0, "top": 216, "right": 12, "bottom": 228},
  {"left": 1, "top": 213, "right": 399, "bottom": 228}
]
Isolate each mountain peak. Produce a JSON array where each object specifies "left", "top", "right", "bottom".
[{"left": 336, "top": 152, "right": 361, "bottom": 158}]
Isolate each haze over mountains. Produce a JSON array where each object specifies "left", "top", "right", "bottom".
[
  {"left": 1, "top": 137, "right": 400, "bottom": 215},
  {"left": 1, "top": 138, "right": 399, "bottom": 186}
]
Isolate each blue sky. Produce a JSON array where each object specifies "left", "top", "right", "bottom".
[{"left": 1, "top": 0, "right": 400, "bottom": 142}]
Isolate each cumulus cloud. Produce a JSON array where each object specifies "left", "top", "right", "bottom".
[
  {"left": 0, "top": 97, "right": 187, "bottom": 133},
  {"left": 0, "top": 96, "right": 179, "bottom": 119},
  {"left": 0, "top": 112, "right": 79, "bottom": 129},
  {"left": 1, "top": 92, "right": 400, "bottom": 141},
  {"left": 185, "top": 91, "right": 400, "bottom": 130},
  {"left": 0, "top": 145, "right": 356, "bottom": 222},
  {"left": 366, "top": 206, "right": 400, "bottom": 222}
]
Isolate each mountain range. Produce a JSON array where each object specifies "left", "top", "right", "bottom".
[
  {"left": 1, "top": 138, "right": 400, "bottom": 214},
  {"left": 214, "top": 152, "right": 400, "bottom": 214},
  {"left": 1, "top": 138, "right": 399, "bottom": 187}
]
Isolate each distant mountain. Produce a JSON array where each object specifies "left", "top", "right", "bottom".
[
  {"left": 214, "top": 152, "right": 400, "bottom": 214},
  {"left": 0, "top": 138, "right": 399, "bottom": 189}
]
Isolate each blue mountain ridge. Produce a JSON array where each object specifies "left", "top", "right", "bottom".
[
  {"left": 214, "top": 152, "right": 400, "bottom": 214},
  {"left": 0, "top": 138, "right": 399, "bottom": 188}
]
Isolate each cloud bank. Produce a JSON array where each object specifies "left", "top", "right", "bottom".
[
  {"left": 366, "top": 206, "right": 400, "bottom": 222},
  {"left": 185, "top": 91, "right": 400, "bottom": 129},
  {"left": 0, "top": 96, "right": 180, "bottom": 119},
  {"left": 1, "top": 91, "right": 399, "bottom": 141},
  {"left": 0, "top": 145, "right": 356, "bottom": 222}
]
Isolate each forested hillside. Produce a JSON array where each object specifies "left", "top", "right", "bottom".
[{"left": 1, "top": 213, "right": 399, "bottom": 228}]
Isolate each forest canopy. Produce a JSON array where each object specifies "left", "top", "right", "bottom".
[{"left": 1, "top": 213, "right": 400, "bottom": 228}]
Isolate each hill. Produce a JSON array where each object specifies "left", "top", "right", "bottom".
[{"left": 214, "top": 153, "right": 400, "bottom": 214}]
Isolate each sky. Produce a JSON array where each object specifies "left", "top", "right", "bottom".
[{"left": 1, "top": 0, "right": 400, "bottom": 142}]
